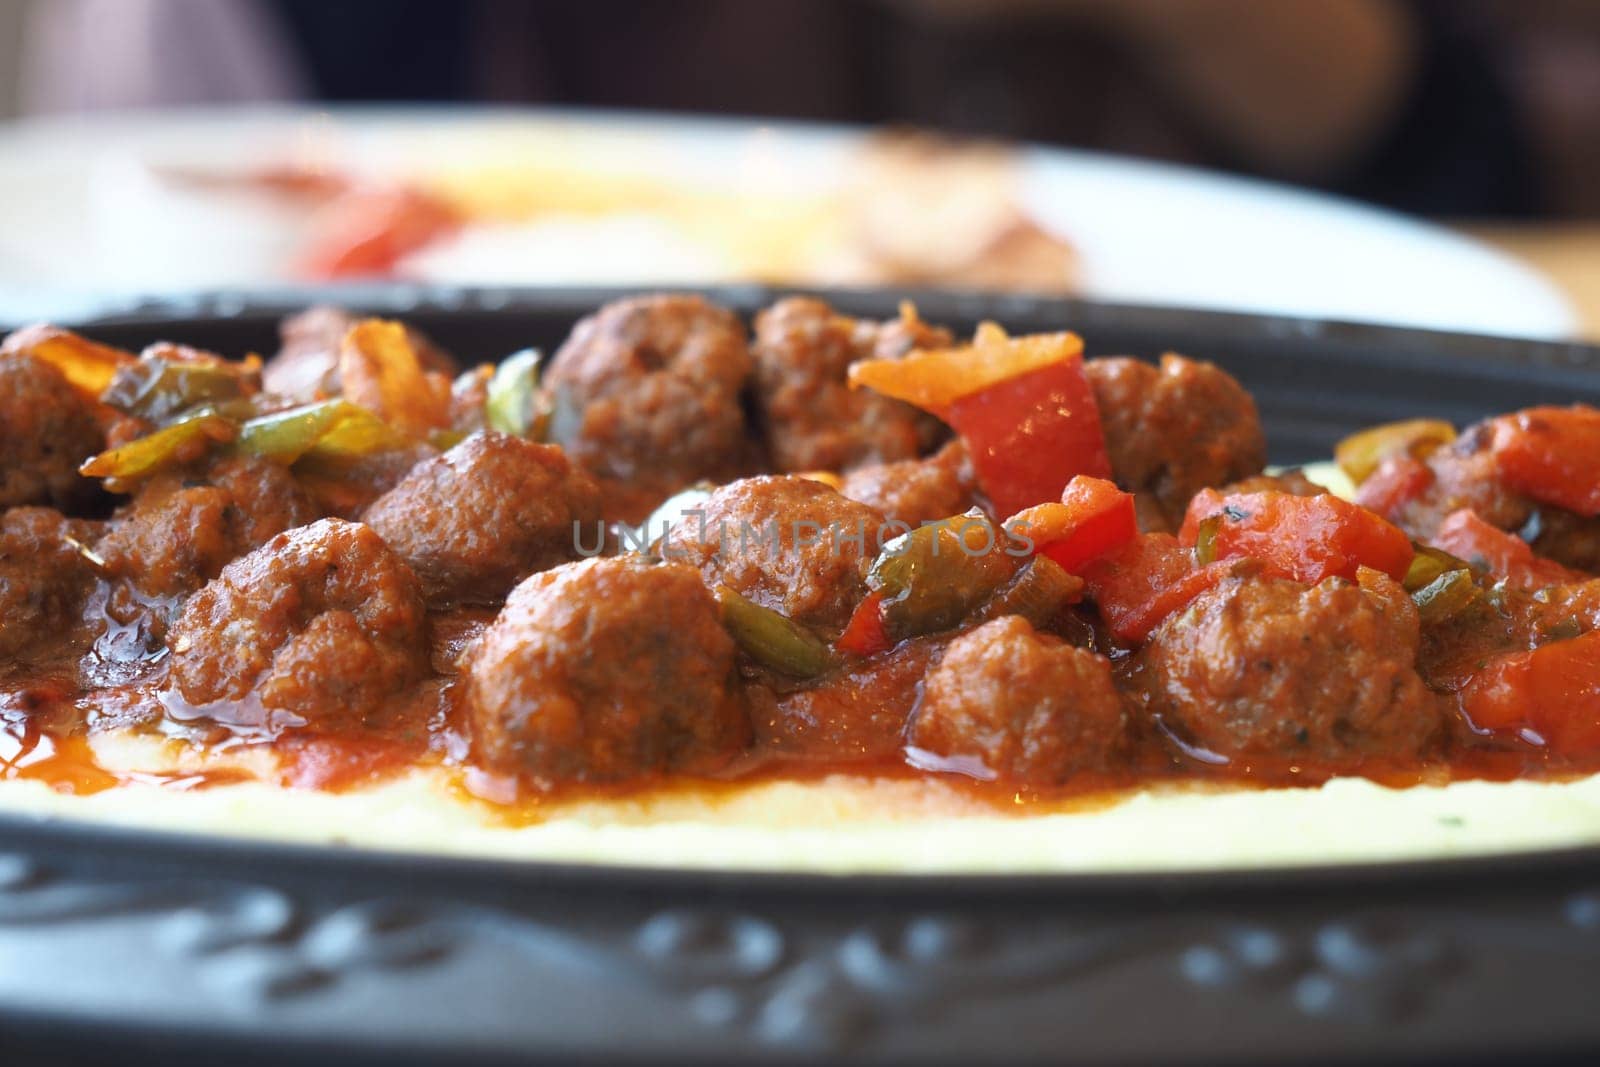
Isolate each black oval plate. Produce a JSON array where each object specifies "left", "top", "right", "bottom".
[{"left": 4, "top": 287, "right": 1600, "bottom": 1066}]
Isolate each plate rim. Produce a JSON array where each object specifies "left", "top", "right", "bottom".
[
  {"left": 6, "top": 285, "right": 1600, "bottom": 1063},
  {"left": 0, "top": 102, "right": 1578, "bottom": 339}
]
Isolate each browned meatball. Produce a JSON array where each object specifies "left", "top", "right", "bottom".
[
  {"left": 98, "top": 455, "right": 317, "bottom": 599},
  {"left": 1390, "top": 426, "right": 1600, "bottom": 574},
  {"left": 0, "top": 508, "right": 99, "bottom": 662},
  {"left": 264, "top": 306, "right": 457, "bottom": 400},
  {"left": 751, "top": 297, "right": 950, "bottom": 473},
  {"left": 1523, "top": 508, "right": 1600, "bottom": 575},
  {"left": 909, "top": 616, "right": 1125, "bottom": 783},
  {"left": 365, "top": 431, "right": 603, "bottom": 605},
  {"left": 463, "top": 556, "right": 747, "bottom": 782},
  {"left": 544, "top": 295, "right": 754, "bottom": 499},
  {"left": 0, "top": 355, "right": 106, "bottom": 512},
  {"left": 840, "top": 439, "right": 977, "bottom": 529},
  {"left": 1391, "top": 433, "right": 1524, "bottom": 537},
  {"left": 1086, "top": 354, "right": 1266, "bottom": 531},
  {"left": 1138, "top": 573, "right": 1441, "bottom": 766},
  {"left": 167, "top": 519, "right": 429, "bottom": 731},
  {"left": 667, "top": 475, "right": 886, "bottom": 635}
]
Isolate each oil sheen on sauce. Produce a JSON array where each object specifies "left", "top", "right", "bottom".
[{"left": 0, "top": 598, "right": 1589, "bottom": 822}]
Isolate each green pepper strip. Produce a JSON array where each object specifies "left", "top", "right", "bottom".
[
  {"left": 868, "top": 510, "right": 1022, "bottom": 639},
  {"left": 102, "top": 360, "right": 247, "bottom": 423},
  {"left": 716, "top": 586, "right": 836, "bottom": 678},
  {"left": 485, "top": 348, "right": 544, "bottom": 437},
  {"left": 543, "top": 383, "right": 587, "bottom": 449},
  {"left": 1412, "top": 568, "right": 1482, "bottom": 625},
  {"left": 1403, "top": 544, "right": 1472, "bottom": 592},
  {"left": 1193, "top": 515, "right": 1222, "bottom": 566},
  {"left": 79, "top": 408, "right": 237, "bottom": 481},
  {"left": 234, "top": 400, "right": 404, "bottom": 465},
  {"left": 976, "top": 554, "right": 1084, "bottom": 629}
]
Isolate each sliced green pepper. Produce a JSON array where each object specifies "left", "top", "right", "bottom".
[
  {"left": 102, "top": 358, "right": 251, "bottom": 422},
  {"left": 485, "top": 348, "right": 546, "bottom": 438},
  {"left": 543, "top": 383, "right": 585, "bottom": 448},
  {"left": 716, "top": 585, "right": 836, "bottom": 678},
  {"left": 976, "top": 554, "right": 1084, "bottom": 629},
  {"left": 79, "top": 407, "right": 237, "bottom": 483},
  {"left": 1403, "top": 544, "right": 1472, "bottom": 592},
  {"left": 1412, "top": 568, "right": 1482, "bottom": 625},
  {"left": 868, "top": 510, "right": 1023, "bottom": 639},
  {"left": 234, "top": 400, "right": 403, "bottom": 465},
  {"left": 1193, "top": 514, "right": 1222, "bottom": 566},
  {"left": 430, "top": 429, "right": 470, "bottom": 451}
]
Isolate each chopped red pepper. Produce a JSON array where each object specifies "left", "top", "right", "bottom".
[
  {"left": 847, "top": 321, "right": 1081, "bottom": 410},
  {"left": 1179, "top": 489, "right": 1413, "bottom": 585},
  {"left": 1488, "top": 405, "right": 1600, "bottom": 517},
  {"left": 1353, "top": 454, "right": 1434, "bottom": 518},
  {"left": 836, "top": 591, "right": 892, "bottom": 657},
  {"left": 1079, "top": 533, "right": 1234, "bottom": 643},
  {"left": 848, "top": 324, "right": 1111, "bottom": 517},
  {"left": 1461, "top": 630, "right": 1600, "bottom": 757},
  {"left": 1009, "top": 476, "right": 1138, "bottom": 573},
  {"left": 300, "top": 185, "right": 460, "bottom": 279},
  {"left": 1429, "top": 508, "right": 1584, "bottom": 590},
  {"left": 944, "top": 355, "right": 1111, "bottom": 518}
]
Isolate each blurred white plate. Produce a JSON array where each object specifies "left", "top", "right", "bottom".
[{"left": 0, "top": 106, "right": 1576, "bottom": 338}]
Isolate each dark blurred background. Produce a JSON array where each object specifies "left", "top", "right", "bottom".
[{"left": 5, "top": 0, "right": 1600, "bottom": 220}]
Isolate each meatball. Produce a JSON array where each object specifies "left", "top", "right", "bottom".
[
  {"left": 751, "top": 296, "right": 950, "bottom": 473},
  {"left": 98, "top": 455, "right": 317, "bottom": 599},
  {"left": 0, "top": 355, "right": 106, "bottom": 512},
  {"left": 544, "top": 294, "right": 754, "bottom": 500},
  {"left": 909, "top": 616, "right": 1126, "bottom": 784},
  {"left": 1524, "top": 508, "right": 1600, "bottom": 575},
  {"left": 1390, "top": 434, "right": 1525, "bottom": 538},
  {"left": 667, "top": 475, "right": 886, "bottom": 635},
  {"left": 1138, "top": 574, "right": 1440, "bottom": 766},
  {"left": 840, "top": 439, "right": 977, "bottom": 528},
  {"left": 463, "top": 556, "right": 747, "bottom": 781},
  {"left": 264, "top": 306, "right": 457, "bottom": 401},
  {"left": 167, "top": 519, "right": 429, "bottom": 730},
  {"left": 0, "top": 508, "right": 99, "bottom": 662},
  {"left": 1086, "top": 354, "right": 1266, "bottom": 531},
  {"left": 1391, "top": 426, "right": 1600, "bottom": 574},
  {"left": 365, "top": 431, "right": 603, "bottom": 605}
]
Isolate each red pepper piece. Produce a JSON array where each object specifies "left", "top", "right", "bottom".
[
  {"left": 1461, "top": 630, "right": 1600, "bottom": 756},
  {"left": 1429, "top": 509, "right": 1585, "bottom": 591},
  {"left": 1354, "top": 454, "right": 1434, "bottom": 518},
  {"left": 836, "top": 590, "right": 892, "bottom": 657},
  {"left": 1014, "top": 475, "right": 1139, "bottom": 574},
  {"left": 945, "top": 355, "right": 1112, "bottom": 518},
  {"left": 1488, "top": 405, "right": 1600, "bottom": 517},
  {"left": 1179, "top": 489, "right": 1413, "bottom": 585},
  {"left": 1079, "top": 533, "right": 1234, "bottom": 643}
]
